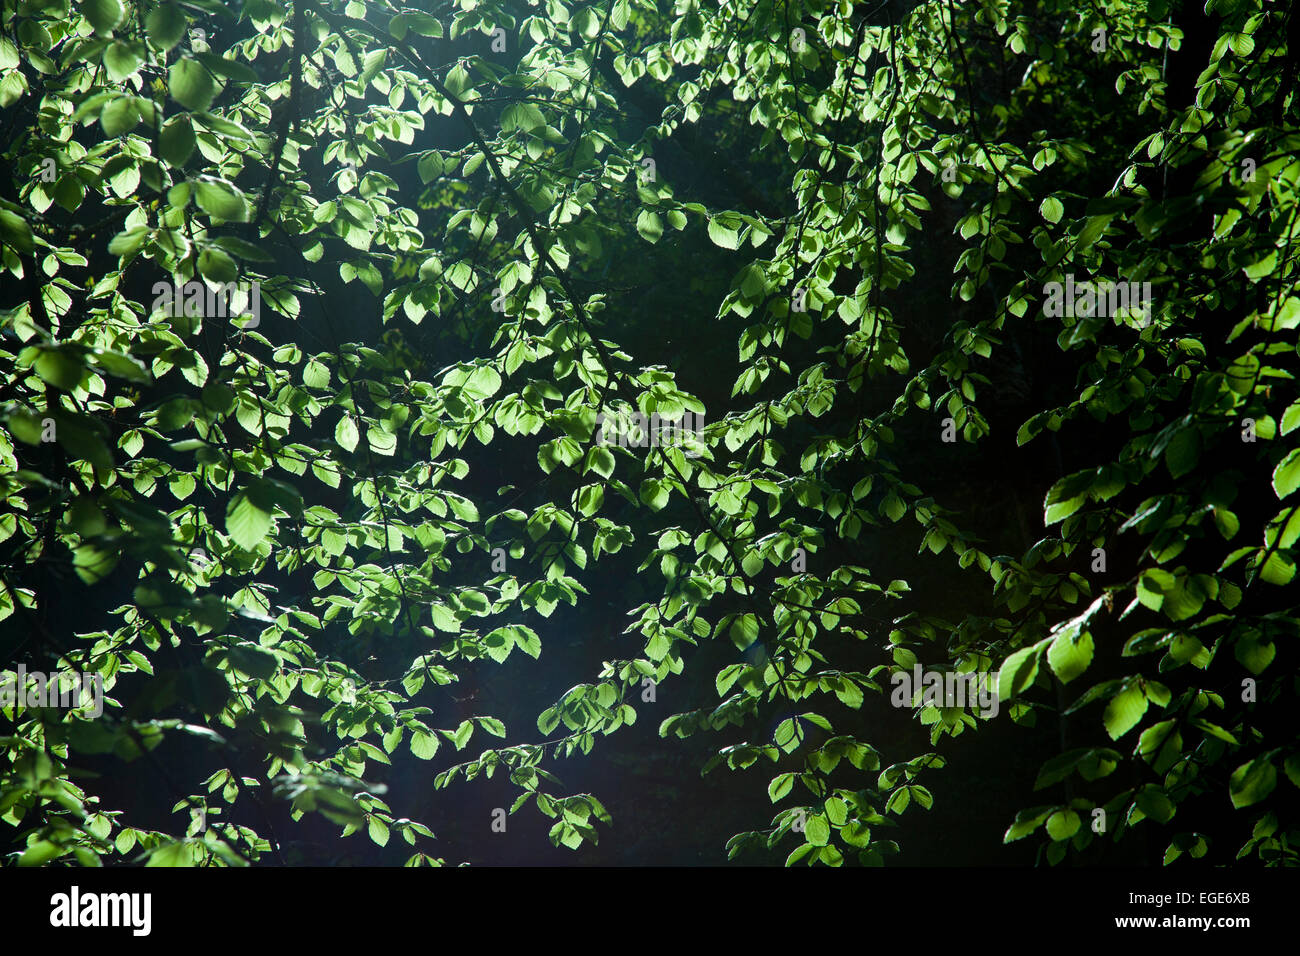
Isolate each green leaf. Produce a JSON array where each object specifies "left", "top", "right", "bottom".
[
  {"left": 418, "top": 152, "right": 444, "bottom": 183},
  {"left": 997, "top": 644, "right": 1041, "bottom": 700},
  {"left": 194, "top": 180, "right": 249, "bottom": 221},
  {"left": 104, "top": 41, "right": 144, "bottom": 82},
  {"left": 1137, "top": 720, "right": 1182, "bottom": 774},
  {"left": 1034, "top": 748, "right": 1119, "bottom": 789},
  {"left": 1103, "top": 684, "right": 1148, "bottom": 740},
  {"left": 1164, "top": 428, "right": 1200, "bottom": 479},
  {"left": 146, "top": 2, "right": 187, "bottom": 50},
  {"left": 227, "top": 644, "right": 278, "bottom": 679},
  {"left": 1045, "top": 809, "right": 1080, "bottom": 840},
  {"left": 1003, "top": 806, "right": 1052, "bottom": 842},
  {"left": 707, "top": 216, "right": 741, "bottom": 250},
  {"left": 885, "top": 788, "right": 911, "bottom": 814},
  {"left": 429, "top": 603, "right": 458, "bottom": 633},
  {"left": 834, "top": 679, "right": 864, "bottom": 709},
  {"left": 170, "top": 56, "right": 217, "bottom": 112},
  {"left": 768, "top": 773, "right": 795, "bottom": 802},
  {"left": 214, "top": 236, "right": 274, "bottom": 262},
  {"left": 73, "top": 542, "right": 119, "bottom": 584},
  {"left": 1229, "top": 757, "right": 1277, "bottom": 809},
  {"left": 18, "top": 841, "right": 65, "bottom": 866},
  {"left": 0, "top": 209, "right": 34, "bottom": 253},
  {"left": 501, "top": 102, "right": 545, "bottom": 132},
  {"left": 575, "top": 5, "right": 601, "bottom": 38},
  {"left": 557, "top": 824, "right": 582, "bottom": 850},
  {"left": 785, "top": 842, "right": 815, "bottom": 866},
  {"left": 198, "top": 247, "right": 238, "bottom": 284},
  {"left": 1259, "top": 550, "right": 1296, "bottom": 586},
  {"left": 226, "top": 490, "right": 272, "bottom": 550},
  {"left": 804, "top": 813, "right": 830, "bottom": 846},
  {"left": 587, "top": 446, "right": 615, "bottom": 479},
  {"left": 159, "top": 115, "right": 196, "bottom": 166},
  {"left": 402, "top": 12, "right": 441, "bottom": 37},
  {"left": 410, "top": 732, "right": 439, "bottom": 760},
  {"left": 728, "top": 613, "right": 759, "bottom": 650},
  {"left": 1047, "top": 628, "right": 1094, "bottom": 684},
  {"left": 639, "top": 479, "right": 670, "bottom": 511},
  {"left": 34, "top": 349, "right": 86, "bottom": 391},
  {"left": 1234, "top": 633, "right": 1275, "bottom": 675},
  {"left": 636, "top": 209, "right": 663, "bottom": 243},
  {"left": 100, "top": 96, "right": 140, "bottom": 136},
  {"left": 147, "top": 841, "right": 196, "bottom": 867},
  {"left": 1133, "top": 786, "right": 1175, "bottom": 824},
  {"left": 81, "top": 0, "right": 124, "bottom": 34},
  {"left": 1285, "top": 755, "right": 1300, "bottom": 790},
  {"left": 195, "top": 52, "right": 259, "bottom": 84},
  {"left": 1281, "top": 400, "right": 1300, "bottom": 436},
  {"left": 465, "top": 366, "right": 501, "bottom": 400},
  {"left": 1272, "top": 449, "right": 1300, "bottom": 499},
  {"left": 1074, "top": 213, "right": 1113, "bottom": 252}
]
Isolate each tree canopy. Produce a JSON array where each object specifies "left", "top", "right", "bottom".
[{"left": 2, "top": 0, "right": 1298, "bottom": 867}]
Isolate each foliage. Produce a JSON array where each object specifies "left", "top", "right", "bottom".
[{"left": 1, "top": 0, "right": 1298, "bottom": 867}]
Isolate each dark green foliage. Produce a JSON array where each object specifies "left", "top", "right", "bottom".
[{"left": 1, "top": 0, "right": 1297, "bottom": 867}]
